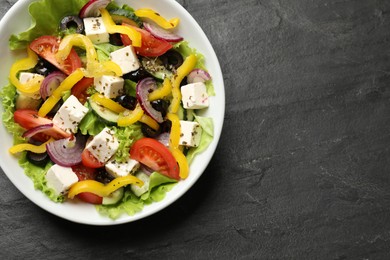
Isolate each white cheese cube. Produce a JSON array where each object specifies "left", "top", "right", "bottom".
[
  {"left": 83, "top": 17, "right": 109, "bottom": 44},
  {"left": 179, "top": 120, "right": 202, "bottom": 147},
  {"left": 105, "top": 157, "right": 140, "bottom": 178},
  {"left": 94, "top": 75, "right": 124, "bottom": 98},
  {"left": 181, "top": 82, "right": 209, "bottom": 109},
  {"left": 85, "top": 127, "right": 119, "bottom": 163},
  {"left": 52, "top": 95, "right": 89, "bottom": 133},
  {"left": 131, "top": 172, "right": 150, "bottom": 197},
  {"left": 45, "top": 164, "right": 79, "bottom": 195},
  {"left": 110, "top": 45, "right": 140, "bottom": 74},
  {"left": 18, "top": 72, "right": 44, "bottom": 99}
]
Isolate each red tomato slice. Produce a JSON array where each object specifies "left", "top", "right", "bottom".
[
  {"left": 30, "top": 35, "right": 82, "bottom": 75},
  {"left": 71, "top": 164, "right": 103, "bottom": 205},
  {"left": 120, "top": 23, "right": 172, "bottom": 57},
  {"left": 71, "top": 77, "right": 94, "bottom": 104},
  {"left": 81, "top": 149, "right": 105, "bottom": 169},
  {"left": 130, "top": 138, "right": 179, "bottom": 180},
  {"left": 13, "top": 109, "right": 71, "bottom": 141},
  {"left": 72, "top": 164, "right": 97, "bottom": 180}
]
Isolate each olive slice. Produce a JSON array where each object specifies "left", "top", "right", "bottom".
[{"left": 60, "top": 15, "right": 84, "bottom": 34}]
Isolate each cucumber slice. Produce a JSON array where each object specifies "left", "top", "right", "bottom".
[
  {"left": 102, "top": 187, "right": 124, "bottom": 205},
  {"left": 89, "top": 98, "right": 119, "bottom": 125},
  {"left": 16, "top": 93, "right": 42, "bottom": 110},
  {"left": 141, "top": 57, "right": 173, "bottom": 81},
  {"left": 131, "top": 172, "right": 150, "bottom": 197},
  {"left": 109, "top": 9, "right": 142, "bottom": 27}
]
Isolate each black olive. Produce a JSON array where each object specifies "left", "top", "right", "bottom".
[
  {"left": 160, "top": 50, "right": 184, "bottom": 70},
  {"left": 60, "top": 15, "right": 84, "bottom": 34},
  {"left": 95, "top": 168, "right": 115, "bottom": 184},
  {"left": 141, "top": 123, "right": 161, "bottom": 138},
  {"left": 34, "top": 58, "right": 57, "bottom": 76},
  {"left": 26, "top": 151, "right": 50, "bottom": 167},
  {"left": 180, "top": 76, "right": 188, "bottom": 88},
  {"left": 123, "top": 67, "right": 152, "bottom": 82},
  {"left": 115, "top": 95, "right": 137, "bottom": 110},
  {"left": 151, "top": 99, "right": 170, "bottom": 117},
  {"left": 47, "top": 100, "right": 64, "bottom": 118},
  {"left": 160, "top": 120, "right": 172, "bottom": 133},
  {"left": 109, "top": 33, "right": 123, "bottom": 46}
]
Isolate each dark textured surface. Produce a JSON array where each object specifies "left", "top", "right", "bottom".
[{"left": 2, "top": 0, "right": 390, "bottom": 259}]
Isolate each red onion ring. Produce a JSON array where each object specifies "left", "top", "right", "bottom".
[
  {"left": 46, "top": 134, "right": 87, "bottom": 167},
  {"left": 155, "top": 132, "right": 170, "bottom": 147},
  {"left": 22, "top": 123, "right": 54, "bottom": 138},
  {"left": 136, "top": 77, "right": 163, "bottom": 123},
  {"left": 143, "top": 22, "right": 183, "bottom": 43},
  {"left": 40, "top": 71, "right": 67, "bottom": 100},
  {"left": 79, "top": 0, "right": 111, "bottom": 18},
  {"left": 187, "top": 69, "right": 212, "bottom": 84}
]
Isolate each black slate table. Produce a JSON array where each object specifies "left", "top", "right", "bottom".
[{"left": 2, "top": 0, "right": 390, "bottom": 259}]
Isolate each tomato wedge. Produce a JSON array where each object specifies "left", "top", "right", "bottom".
[
  {"left": 130, "top": 138, "right": 179, "bottom": 180},
  {"left": 71, "top": 77, "right": 94, "bottom": 104},
  {"left": 71, "top": 164, "right": 103, "bottom": 205},
  {"left": 30, "top": 35, "right": 82, "bottom": 75},
  {"left": 13, "top": 109, "right": 70, "bottom": 141},
  {"left": 81, "top": 149, "right": 105, "bottom": 169},
  {"left": 120, "top": 23, "right": 172, "bottom": 57}
]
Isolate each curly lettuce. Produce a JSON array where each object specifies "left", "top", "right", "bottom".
[
  {"left": 96, "top": 172, "right": 177, "bottom": 219},
  {"left": 0, "top": 84, "right": 63, "bottom": 202}
]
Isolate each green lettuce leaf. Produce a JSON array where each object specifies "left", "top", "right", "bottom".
[
  {"left": 140, "top": 172, "right": 177, "bottom": 203},
  {"left": 78, "top": 103, "right": 106, "bottom": 136},
  {"left": 112, "top": 125, "right": 143, "bottom": 163},
  {"left": 9, "top": 0, "right": 89, "bottom": 50},
  {"left": 94, "top": 43, "right": 123, "bottom": 62},
  {"left": 124, "top": 79, "right": 137, "bottom": 97},
  {"left": 0, "top": 84, "right": 63, "bottom": 202},
  {"left": 0, "top": 84, "right": 24, "bottom": 143},
  {"left": 96, "top": 172, "right": 177, "bottom": 219},
  {"left": 186, "top": 114, "right": 214, "bottom": 164}
]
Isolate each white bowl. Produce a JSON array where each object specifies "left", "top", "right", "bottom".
[{"left": 0, "top": 0, "right": 224, "bottom": 225}]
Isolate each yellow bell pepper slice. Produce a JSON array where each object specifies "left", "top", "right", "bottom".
[
  {"left": 167, "top": 113, "right": 180, "bottom": 148},
  {"left": 168, "top": 54, "right": 197, "bottom": 114},
  {"left": 149, "top": 78, "right": 172, "bottom": 101},
  {"left": 139, "top": 114, "right": 160, "bottom": 131},
  {"left": 9, "top": 48, "right": 41, "bottom": 94},
  {"left": 90, "top": 93, "right": 126, "bottom": 114},
  {"left": 166, "top": 113, "right": 189, "bottom": 179},
  {"left": 9, "top": 138, "right": 54, "bottom": 154},
  {"left": 100, "top": 8, "right": 142, "bottom": 47},
  {"left": 170, "top": 149, "right": 189, "bottom": 179},
  {"left": 117, "top": 103, "right": 144, "bottom": 127},
  {"left": 68, "top": 175, "right": 143, "bottom": 199},
  {"left": 56, "top": 34, "right": 122, "bottom": 77},
  {"left": 38, "top": 69, "right": 85, "bottom": 117},
  {"left": 134, "top": 8, "right": 180, "bottom": 29}
]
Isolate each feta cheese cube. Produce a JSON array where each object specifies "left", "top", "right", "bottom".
[
  {"left": 83, "top": 17, "right": 109, "bottom": 44},
  {"left": 179, "top": 120, "right": 203, "bottom": 147},
  {"left": 180, "top": 82, "right": 209, "bottom": 109},
  {"left": 52, "top": 95, "right": 89, "bottom": 133},
  {"left": 110, "top": 46, "right": 140, "bottom": 74},
  {"left": 18, "top": 72, "right": 45, "bottom": 99},
  {"left": 105, "top": 157, "right": 140, "bottom": 178},
  {"left": 85, "top": 127, "right": 119, "bottom": 163},
  {"left": 94, "top": 75, "right": 124, "bottom": 98},
  {"left": 45, "top": 164, "right": 79, "bottom": 195}
]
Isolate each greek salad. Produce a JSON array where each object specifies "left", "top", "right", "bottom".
[{"left": 1, "top": 0, "right": 214, "bottom": 219}]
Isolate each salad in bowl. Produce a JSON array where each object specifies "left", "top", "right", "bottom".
[{"left": 0, "top": 0, "right": 224, "bottom": 225}]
